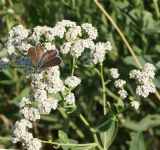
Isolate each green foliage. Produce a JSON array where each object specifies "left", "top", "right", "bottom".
[
  {"left": 0, "top": 0, "right": 160, "bottom": 149},
  {"left": 129, "top": 132, "right": 145, "bottom": 150},
  {"left": 123, "top": 114, "right": 160, "bottom": 131}
]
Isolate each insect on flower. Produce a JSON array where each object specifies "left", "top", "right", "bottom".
[{"left": 28, "top": 43, "right": 62, "bottom": 70}]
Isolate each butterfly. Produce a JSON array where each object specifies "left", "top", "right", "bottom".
[{"left": 28, "top": 43, "right": 62, "bottom": 69}]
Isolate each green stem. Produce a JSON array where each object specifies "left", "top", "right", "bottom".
[
  {"left": 100, "top": 64, "right": 107, "bottom": 150},
  {"left": 79, "top": 113, "right": 103, "bottom": 150},
  {"left": 106, "top": 87, "right": 121, "bottom": 101},
  {"left": 100, "top": 64, "right": 107, "bottom": 114},
  {"left": 59, "top": 109, "right": 84, "bottom": 138},
  {"left": 71, "top": 57, "right": 76, "bottom": 76},
  {"left": 41, "top": 140, "right": 97, "bottom": 147},
  {"left": 153, "top": 0, "right": 160, "bottom": 18}
]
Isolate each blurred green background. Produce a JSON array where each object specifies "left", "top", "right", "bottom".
[{"left": 0, "top": 0, "right": 160, "bottom": 149}]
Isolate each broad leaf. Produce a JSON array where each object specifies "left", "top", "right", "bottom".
[
  {"left": 129, "top": 132, "right": 145, "bottom": 150},
  {"left": 123, "top": 115, "right": 160, "bottom": 131}
]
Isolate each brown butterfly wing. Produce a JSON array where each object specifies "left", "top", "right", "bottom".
[
  {"left": 39, "top": 50, "right": 58, "bottom": 67},
  {"left": 35, "top": 43, "right": 44, "bottom": 63},
  {"left": 40, "top": 56, "right": 62, "bottom": 68},
  {"left": 39, "top": 50, "right": 61, "bottom": 68},
  {"left": 28, "top": 43, "right": 44, "bottom": 67},
  {"left": 28, "top": 47, "right": 37, "bottom": 67}
]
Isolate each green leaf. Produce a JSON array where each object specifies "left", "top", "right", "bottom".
[
  {"left": 115, "top": 99, "right": 124, "bottom": 112},
  {"left": 155, "top": 61, "right": 160, "bottom": 69},
  {"left": 123, "top": 114, "right": 160, "bottom": 131},
  {"left": 153, "top": 77, "right": 160, "bottom": 88},
  {"left": 58, "top": 130, "right": 68, "bottom": 143},
  {"left": 41, "top": 115, "right": 59, "bottom": 122},
  {"left": 12, "top": 86, "right": 30, "bottom": 105},
  {"left": 129, "top": 132, "right": 145, "bottom": 150},
  {"left": 100, "top": 121, "right": 118, "bottom": 149},
  {"left": 95, "top": 109, "right": 113, "bottom": 132},
  {"left": 1, "top": 69, "right": 13, "bottom": 79},
  {"left": 123, "top": 55, "right": 152, "bottom": 68},
  {"left": 68, "top": 139, "right": 78, "bottom": 144},
  {"left": 72, "top": 146, "right": 96, "bottom": 150}
]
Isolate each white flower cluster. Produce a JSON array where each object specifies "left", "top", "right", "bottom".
[
  {"left": 92, "top": 41, "right": 112, "bottom": 64},
  {"left": 118, "top": 89, "right": 128, "bottom": 99},
  {"left": 4, "top": 20, "right": 112, "bottom": 75},
  {"left": 131, "top": 101, "right": 140, "bottom": 109},
  {"left": 0, "top": 57, "right": 9, "bottom": 69},
  {"left": 65, "top": 76, "right": 81, "bottom": 89},
  {"left": 110, "top": 68, "right": 128, "bottom": 99},
  {"left": 129, "top": 63, "right": 156, "bottom": 98},
  {"left": 64, "top": 76, "right": 81, "bottom": 104},
  {"left": 114, "top": 79, "right": 126, "bottom": 88},
  {"left": 20, "top": 107, "right": 40, "bottom": 121},
  {"left": 7, "top": 25, "right": 30, "bottom": 55},
  {"left": 12, "top": 119, "right": 41, "bottom": 150},
  {"left": 4, "top": 20, "right": 112, "bottom": 150},
  {"left": 64, "top": 76, "right": 81, "bottom": 105},
  {"left": 61, "top": 39, "right": 95, "bottom": 58},
  {"left": 81, "top": 23, "right": 98, "bottom": 40},
  {"left": 64, "top": 93, "right": 75, "bottom": 104},
  {"left": 109, "top": 68, "right": 119, "bottom": 79}
]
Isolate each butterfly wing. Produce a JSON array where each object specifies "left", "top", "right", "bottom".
[
  {"left": 40, "top": 56, "right": 62, "bottom": 68},
  {"left": 35, "top": 43, "right": 44, "bottom": 64},
  {"left": 28, "top": 43, "right": 44, "bottom": 67},
  {"left": 39, "top": 50, "right": 62, "bottom": 68},
  {"left": 28, "top": 47, "right": 37, "bottom": 67}
]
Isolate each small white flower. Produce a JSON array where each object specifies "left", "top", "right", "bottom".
[
  {"left": 130, "top": 63, "right": 156, "bottom": 98},
  {"left": 82, "top": 23, "right": 98, "bottom": 40},
  {"left": 38, "top": 98, "right": 58, "bottom": 114},
  {"left": 6, "top": 41, "right": 15, "bottom": 54},
  {"left": 81, "top": 39, "right": 95, "bottom": 49},
  {"left": 114, "top": 79, "right": 126, "bottom": 88},
  {"left": 65, "top": 93, "right": 75, "bottom": 104},
  {"left": 131, "top": 101, "right": 140, "bottom": 109},
  {"left": 34, "top": 89, "right": 47, "bottom": 101},
  {"left": 12, "top": 119, "right": 33, "bottom": 143},
  {"left": 118, "top": 89, "right": 128, "bottom": 99},
  {"left": 143, "top": 63, "right": 155, "bottom": 79},
  {"left": 144, "top": 63, "right": 155, "bottom": 72},
  {"left": 109, "top": 68, "right": 119, "bottom": 79},
  {"left": 8, "top": 25, "right": 30, "bottom": 39},
  {"left": 20, "top": 107, "right": 40, "bottom": 121},
  {"left": 44, "top": 26, "right": 56, "bottom": 41},
  {"left": 129, "top": 70, "right": 141, "bottom": 79},
  {"left": 60, "top": 42, "right": 72, "bottom": 54},
  {"left": 31, "top": 26, "right": 43, "bottom": 41},
  {"left": 47, "top": 77, "right": 65, "bottom": 93},
  {"left": 70, "top": 40, "right": 84, "bottom": 58},
  {"left": 92, "top": 42, "right": 112, "bottom": 64},
  {"left": 65, "top": 76, "right": 81, "bottom": 89},
  {"left": 24, "top": 138, "right": 42, "bottom": 150},
  {"left": 57, "top": 20, "right": 76, "bottom": 28},
  {"left": 19, "top": 97, "right": 31, "bottom": 108},
  {"left": 136, "top": 82, "right": 156, "bottom": 98},
  {"left": 44, "top": 42, "right": 56, "bottom": 51},
  {"left": 31, "top": 80, "right": 46, "bottom": 90},
  {"left": 0, "top": 57, "right": 10, "bottom": 69},
  {"left": 16, "top": 42, "right": 32, "bottom": 54},
  {"left": 105, "top": 41, "right": 112, "bottom": 51},
  {"left": 65, "top": 25, "right": 82, "bottom": 41}
]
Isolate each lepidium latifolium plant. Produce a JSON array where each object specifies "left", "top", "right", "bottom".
[{"left": 0, "top": 20, "right": 157, "bottom": 150}]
